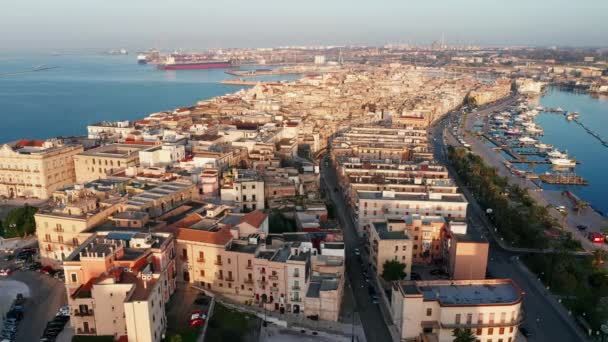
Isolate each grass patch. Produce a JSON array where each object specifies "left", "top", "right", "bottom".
[
  {"left": 165, "top": 327, "right": 199, "bottom": 342},
  {"left": 205, "top": 303, "right": 259, "bottom": 342}
]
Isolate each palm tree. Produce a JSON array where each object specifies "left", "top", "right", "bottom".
[
  {"left": 575, "top": 200, "right": 589, "bottom": 215},
  {"left": 452, "top": 328, "right": 476, "bottom": 342},
  {"left": 559, "top": 210, "right": 568, "bottom": 231}
]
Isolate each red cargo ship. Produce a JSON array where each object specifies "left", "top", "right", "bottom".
[{"left": 157, "top": 57, "right": 232, "bottom": 70}]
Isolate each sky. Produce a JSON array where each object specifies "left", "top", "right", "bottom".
[{"left": 1, "top": 0, "right": 607, "bottom": 51}]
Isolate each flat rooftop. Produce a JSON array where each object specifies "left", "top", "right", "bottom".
[
  {"left": 373, "top": 222, "right": 410, "bottom": 240},
  {"left": 358, "top": 191, "right": 466, "bottom": 203},
  {"left": 398, "top": 279, "right": 521, "bottom": 306}
]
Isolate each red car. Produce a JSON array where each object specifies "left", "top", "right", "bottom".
[
  {"left": 588, "top": 232, "right": 604, "bottom": 244},
  {"left": 0, "top": 268, "right": 12, "bottom": 276},
  {"left": 189, "top": 318, "right": 204, "bottom": 327},
  {"left": 40, "top": 266, "right": 54, "bottom": 274}
]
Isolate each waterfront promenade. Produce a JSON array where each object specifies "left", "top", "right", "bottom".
[{"left": 460, "top": 104, "right": 608, "bottom": 253}]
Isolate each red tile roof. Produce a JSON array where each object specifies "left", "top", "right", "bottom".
[
  {"left": 15, "top": 139, "right": 45, "bottom": 148},
  {"left": 176, "top": 227, "right": 233, "bottom": 245},
  {"left": 240, "top": 210, "right": 267, "bottom": 228}
]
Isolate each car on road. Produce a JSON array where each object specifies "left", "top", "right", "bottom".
[
  {"left": 555, "top": 205, "right": 567, "bottom": 213},
  {"left": 410, "top": 272, "right": 421, "bottom": 280},
  {"left": 354, "top": 248, "right": 360, "bottom": 256},
  {"left": 371, "top": 294, "right": 379, "bottom": 304},
  {"left": 190, "top": 309, "right": 208, "bottom": 322},
  {"left": 56, "top": 305, "right": 70, "bottom": 317},
  {"left": 189, "top": 318, "right": 205, "bottom": 327},
  {"left": 0, "top": 268, "right": 12, "bottom": 276},
  {"left": 576, "top": 225, "right": 588, "bottom": 231},
  {"left": 588, "top": 232, "right": 604, "bottom": 243},
  {"left": 40, "top": 266, "right": 54, "bottom": 275}
]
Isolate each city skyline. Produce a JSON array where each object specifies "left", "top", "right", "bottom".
[{"left": 2, "top": 0, "right": 608, "bottom": 51}]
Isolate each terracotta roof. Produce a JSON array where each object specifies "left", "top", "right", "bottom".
[
  {"left": 240, "top": 210, "right": 267, "bottom": 228},
  {"left": 176, "top": 227, "right": 233, "bottom": 245},
  {"left": 15, "top": 139, "right": 45, "bottom": 148}
]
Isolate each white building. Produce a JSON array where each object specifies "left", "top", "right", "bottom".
[
  {"left": 221, "top": 169, "right": 265, "bottom": 212},
  {"left": 356, "top": 190, "right": 468, "bottom": 236},
  {"left": 391, "top": 279, "right": 523, "bottom": 342},
  {"left": 139, "top": 144, "right": 185, "bottom": 167}
]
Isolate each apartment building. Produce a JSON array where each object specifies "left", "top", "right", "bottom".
[
  {"left": 122, "top": 180, "right": 198, "bottom": 218},
  {"left": 304, "top": 254, "right": 345, "bottom": 321},
  {"left": 444, "top": 221, "right": 489, "bottom": 280},
  {"left": 221, "top": 169, "right": 265, "bottom": 212},
  {"left": 63, "top": 233, "right": 175, "bottom": 341},
  {"left": 0, "top": 139, "right": 83, "bottom": 199},
  {"left": 384, "top": 214, "right": 446, "bottom": 264},
  {"left": 35, "top": 187, "right": 124, "bottom": 264},
  {"left": 356, "top": 190, "right": 467, "bottom": 236},
  {"left": 391, "top": 279, "right": 523, "bottom": 342},
  {"left": 139, "top": 144, "right": 185, "bottom": 167},
  {"left": 368, "top": 221, "right": 413, "bottom": 279},
  {"left": 74, "top": 143, "right": 152, "bottom": 183}
]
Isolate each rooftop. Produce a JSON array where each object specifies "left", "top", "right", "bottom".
[
  {"left": 358, "top": 191, "right": 466, "bottom": 203},
  {"left": 397, "top": 279, "right": 521, "bottom": 306},
  {"left": 373, "top": 222, "right": 410, "bottom": 240}
]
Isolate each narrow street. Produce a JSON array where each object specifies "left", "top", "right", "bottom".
[{"left": 320, "top": 160, "right": 394, "bottom": 342}]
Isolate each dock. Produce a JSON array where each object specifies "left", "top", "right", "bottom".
[
  {"left": 539, "top": 173, "right": 588, "bottom": 185},
  {"left": 220, "top": 79, "right": 260, "bottom": 86}
]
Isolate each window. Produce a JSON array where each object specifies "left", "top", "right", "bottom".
[
  {"left": 500, "top": 312, "right": 506, "bottom": 323},
  {"left": 198, "top": 251, "right": 205, "bottom": 261},
  {"left": 455, "top": 314, "right": 461, "bottom": 324},
  {"left": 394, "top": 246, "right": 398, "bottom": 252},
  {"left": 499, "top": 327, "right": 505, "bottom": 335},
  {"left": 252, "top": 185, "right": 256, "bottom": 189},
  {"left": 71, "top": 273, "right": 78, "bottom": 283},
  {"left": 243, "top": 195, "right": 247, "bottom": 201},
  {"left": 252, "top": 194, "right": 256, "bottom": 201},
  {"left": 489, "top": 313, "right": 495, "bottom": 324},
  {"left": 488, "top": 328, "right": 494, "bottom": 335},
  {"left": 402, "top": 245, "right": 407, "bottom": 251},
  {"left": 509, "top": 327, "right": 513, "bottom": 333},
  {"left": 476, "top": 328, "right": 482, "bottom": 335},
  {"left": 466, "top": 313, "right": 472, "bottom": 324},
  {"left": 478, "top": 313, "right": 484, "bottom": 323},
  {"left": 426, "top": 308, "right": 432, "bottom": 316},
  {"left": 200, "top": 270, "right": 205, "bottom": 277}
]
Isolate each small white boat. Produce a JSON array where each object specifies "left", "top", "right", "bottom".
[
  {"left": 550, "top": 158, "right": 576, "bottom": 167},
  {"left": 547, "top": 150, "right": 568, "bottom": 158}
]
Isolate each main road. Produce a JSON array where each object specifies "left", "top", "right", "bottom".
[
  {"left": 431, "top": 98, "right": 586, "bottom": 342},
  {"left": 320, "top": 159, "right": 395, "bottom": 342}
]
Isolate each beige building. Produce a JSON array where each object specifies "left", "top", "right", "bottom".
[
  {"left": 63, "top": 232, "right": 175, "bottom": 341},
  {"left": 391, "top": 279, "right": 523, "bottom": 342},
  {"left": 35, "top": 187, "right": 124, "bottom": 264},
  {"left": 368, "top": 221, "right": 413, "bottom": 279},
  {"left": 0, "top": 139, "right": 83, "bottom": 199},
  {"left": 74, "top": 143, "right": 152, "bottom": 183},
  {"left": 357, "top": 190, "right": 467, "bottom": 236},
  {"left": 444, "top": 221, "right": 489, "bottom": 280},
  {"left": 221, "top": 169, "right": 265, "bottom": 212}
]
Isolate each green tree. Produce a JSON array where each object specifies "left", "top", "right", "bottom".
[
  {"left": 592, "top": 249, "right": 606, "bottom": 268},
  {"left": 452, "top": 328, "right": 476, "bottom": 342},
  {"left": 168, "top": 334, "right": 182, "bottom": 342},
  {"left": 1, "top": 205, "right": 38, "bottom": 238},
  {"left": 381, "top": 260, "right": 406, "bottom": 281}
]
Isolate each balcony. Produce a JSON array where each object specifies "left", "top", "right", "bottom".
[
  {"left": 225, "top": 277, "right": 235, "bottom": 282},
  {"left": 53, "top": 228, "right": 64, "bottom": 233},
  {"left": 269, "top": 275, "right": 279, "bottom": 281},
  {"left": 244, "top": 278, "right": 254, "bottom": 284},
  {"left": 290, "top": 297, "right": 302, "bottom": 303},
  {"left": 197, "top": 258, "right": 206, "bottom": 263},
  {"left": 257, "top": 280, "right": 268, "bottom": 286},
  {"left": 270, "top": 287, "right": 279, "bottom": 292},
  {"left": 441, "top": 316, "right": 524, "bottom": 329},
  {"left": 292, "top": 273, "right": 300, "bottom": 278},
  {"left": 74, "top": 309, "right": 94, "bottom": 316},
  {"left": 215, "top": 273, "right": 224, "bottom": 280},
  {"left": 245, "top": 264, "right": 253, "bottom": 270},
  {"left": 214, "top": 260, "right": 223, "bottom": 266},
  {"left": 292, "top": 285, "right": 301, "bottom": 290},
  {"left": 76, "top": 328, "right": 97, "bottom": 334}
]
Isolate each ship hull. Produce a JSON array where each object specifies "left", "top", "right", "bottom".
[{"left": 158, "top": 62, "right": 232, "bottom": 70}]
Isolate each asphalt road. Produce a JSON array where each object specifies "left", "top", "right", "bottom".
[
  {"left": 432, "top": 100, "right": 585, "bottom": 342},
  {"left": 320, "top": 160, "right": 394, "bottom": 342},
  {"left": 0, "top": 254, "right": 67, "bottom": 342}
]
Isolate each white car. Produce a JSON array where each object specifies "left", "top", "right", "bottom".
[
  {"left": 0, "top": 268, "right": 12, "bottom": 276},
  {"left": 57, "top": 305, "right": 70, "bottom": 316}
]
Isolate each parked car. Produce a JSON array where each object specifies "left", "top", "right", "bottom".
[
  {"left": 0, "top": 268, "right": 12, "bottom": 276},
  {"left": 188, "top": 318, "right": 204, "bottom": 327},
  {"left": 56, "top": 306, "right": 70, "bottom": 317},
  {"left": 189, "top": 309, "right": 208, "bottom": 322},
  {"left": 576, "top": 225, "right": 588, "bottom": 231},
  {"left": 40, "top": 266, "right": 54, "bottom": 275},
  {"left": 588, "top": 232, "right": 604, "bottom": 244}
]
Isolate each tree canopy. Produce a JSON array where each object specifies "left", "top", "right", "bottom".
[
  {"left": 1, "top": 205, "right": 37, "bottom": 238},
  {"left": 452, "top": 328, "right": 476, "bottom": 342},
  {"left": 381, "top": 259, "right": 406, "bottom": 281}
]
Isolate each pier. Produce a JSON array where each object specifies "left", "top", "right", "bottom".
[
  {"left": 539, "top": 173, "right": 588, "bottom": 185},
  {"left": 220, "top": 79, "right": 260, "bottom": 86}
]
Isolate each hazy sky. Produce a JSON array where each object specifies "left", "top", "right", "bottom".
[{"left": 2, "top": 0, "right": 607, "bottom": 51}]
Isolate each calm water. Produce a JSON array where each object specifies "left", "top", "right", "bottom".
[
  {"left": 534, "top": 88, "right": 608, "bottom": 215},
  {"left": 0, "top": 53, "right": 297, "bottom": 143}
]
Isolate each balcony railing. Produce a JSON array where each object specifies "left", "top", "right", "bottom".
[
  {"left": 215, "top": 274, "right": 224, "bottom": 280},
  {"left": 74, "top": 309, "right": 94, "bottom": 316},
  {"left": 292, "top": 273, "right": 300, "bottom": 278},
  {"left": 441, "top": 316, "right": 524, "bottom": 329},
  {"left": 244, "top": 279, "right": 253, "bottom": 284},
  {"left": 257, "top": 280, "right": 268, "bottom": 286},
  {"left": 225, "top": 277, "right": 235, "bottom": 282},
  {"left": 292, "top": 285, "right": 301, "bottom": 290},
  {"left": 197, "top": 258, "right": 206, "bottom": 263},
  {"left": 290, "top": 297, "right": 302, "bottom": 303},
  {"left": 214, "top": 260, "right": 223, "bottom": 266},
  {"left": 245, "top": 264, "right": 253, "bottom": 270},
  {"left": 269, "top": 275, "right": 279, "bottom": 281},
  {"left": 270, "top": 287, "right": 279, "bottom": 292}
]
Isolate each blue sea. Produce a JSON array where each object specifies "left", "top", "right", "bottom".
[
  {"left": 0, "top": 53, "right": 297, "bottom": 143},
  {"left": 534, "top": 88, "right": 608, "bottom": 215}
]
